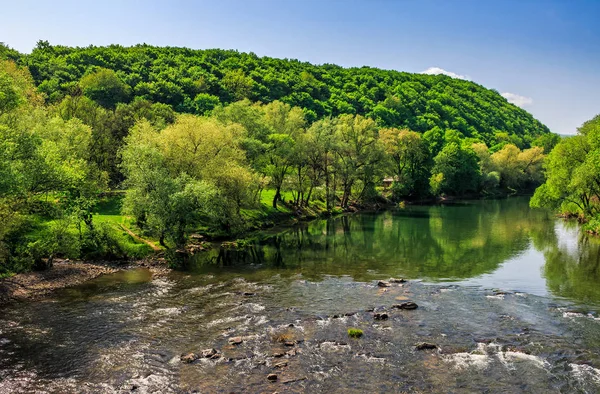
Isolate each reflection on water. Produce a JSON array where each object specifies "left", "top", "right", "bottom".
[
  {"left": 192, "top": 197, "right": 600, "bottom": 305},
  {"left": 1, "top": 197, "right": 600, "bottom": 393}
]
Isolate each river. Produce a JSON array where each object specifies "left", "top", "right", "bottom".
[{"left": 1, "top": 197, "right": 600, "bottom": 393}]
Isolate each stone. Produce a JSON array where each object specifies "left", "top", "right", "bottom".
[
  {"left": 374, "top": 312, "right": 389, "bottom": 320},
  {"left": 228, "top": 336, "right": 243, "bottom": 345},
  {"left": 415, "top": 342, "right": 438, "bottom": 350},
  {"left": 284, "top": 341, "right": 295, "bottom": 347},
  {"left": 392, "top": 302, "right": 418, "bottom": 310},
  {"left": 286, "top": 349, "right": 297, "bottom": 356},
  {"left": 180, "top": 353, "right": 199, "bottom": 363},
  {"left": 389, "top": 278, "right": 407, "bottom": 283},
  {"left": 201, "top": 348, "right": 219, "bottom": 358},
  {"left": 267, "top": 373, "right": 278, "bottom": 381},
  {"left": 273, "top": 361, "right": 288, "bottom": 368},
  {"left": 272, "top": 352, "right": 285, "bottom": 358},
  {"left": 377, "top": 281, "right": 391, "bottom": 287}
]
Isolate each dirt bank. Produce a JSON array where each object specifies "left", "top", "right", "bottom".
[{"left": 0, "top": 259, "right": 170, "bottom": 305}]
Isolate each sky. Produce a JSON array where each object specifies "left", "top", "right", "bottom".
[{"left": 1, "top": 0, "right": 599, "bottom": 135}]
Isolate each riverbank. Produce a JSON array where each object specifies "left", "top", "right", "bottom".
[{"left": 0, "top": 258, "right": 170, "bottom": 305}]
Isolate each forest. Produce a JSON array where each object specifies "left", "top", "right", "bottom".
[{"left": 0, "top": 42, "right": 558, "bottom": 275}]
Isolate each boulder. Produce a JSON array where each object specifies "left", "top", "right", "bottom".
[
  {"left": 392, "top": 302, "right": 418, "bottom": 310},
  {"left": 374, "top": 312, "right": 389, "bottom": 320}
]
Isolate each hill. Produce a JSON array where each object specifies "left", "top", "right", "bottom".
[{"left": 4, "top": 41, "right": 550, "bottom": 149}]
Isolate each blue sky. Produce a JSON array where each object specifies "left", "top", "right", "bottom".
[{"left": 2, "top": 0, "right": 599, "bottom": 134}]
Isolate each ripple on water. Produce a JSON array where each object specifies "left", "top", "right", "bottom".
[
  {"left": 443, "top": 342, "right": 549, "bottom": 372},
  {"left": 570, "top": 363, "right": 600, "bottom": 385}
]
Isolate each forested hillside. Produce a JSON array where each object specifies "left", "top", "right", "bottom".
[
  {"left": 0, "top": 41, "right": 558, "bottom": 275},
  {"left": 5, "top": 42, "right": 549, "bottom": 148}
]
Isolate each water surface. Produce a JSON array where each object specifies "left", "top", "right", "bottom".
[{"left": 1, "top": 197, "right": 600, "bottom": 393}]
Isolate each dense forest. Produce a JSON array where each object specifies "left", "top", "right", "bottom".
[{"left": 0, "top": 41, "right": 558, "bottom": 275}]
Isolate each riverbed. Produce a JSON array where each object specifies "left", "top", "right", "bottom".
[{"left": 1, "top": 197, "right": 600, "bottom": 393}]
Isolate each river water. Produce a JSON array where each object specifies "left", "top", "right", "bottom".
[{"left": 1, "top": 197, "right": 600, "bottom": 393}]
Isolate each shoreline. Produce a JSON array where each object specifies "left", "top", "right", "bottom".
[
  {"left": 0, "top": 196, "right": 537, "bottom": 306},
  {"left": 0, "top": 258, "right": 169, "bottom": 306}
]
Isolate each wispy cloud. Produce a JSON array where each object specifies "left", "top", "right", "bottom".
[
  {"left": 501, "top": 92, "right": 533, "bottom": 107},
  {"left": 421, "top": 67, "right": 467, "bottom": 80}
]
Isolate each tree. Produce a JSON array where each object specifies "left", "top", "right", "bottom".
[
  {"left": 430, "top": 142, "right": 480, "bottom": 196},
  {"left": 261, "top": 100, "right": 306, "bottom": 208},
  {"left": 332, "top": 114, "right": 383, "bottom": 207},
  {"left": 80, "top": 68, "right": 131, "bottom": 109},
  {"left": 531, "top": 115, "right": 600, "bottom": 217},
  {"left": 120, "top": 121, "right": 219, "bottom": 247},
  {"left": 380, "top": 127, "right": 430, "bottom": 198}
]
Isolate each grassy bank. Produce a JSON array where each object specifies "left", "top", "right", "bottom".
[{"left": 1, "top": 188, "right": 348, "bottom": 277}]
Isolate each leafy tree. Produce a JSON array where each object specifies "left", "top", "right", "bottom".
[
  {"left": 430, "top": 142, "right": 480, "bottom": 196},
  {"left": 531, "top": 115, "right": 600, "bottom": 217},
  {"left": 332, "top": 114, "right": 383, "bottom": 207},
  {"left": 379, "top": 128, "right": 430, "bottom": 198},
  {"left": 79, "top": 68, "right": 131, "bottom": 109}
]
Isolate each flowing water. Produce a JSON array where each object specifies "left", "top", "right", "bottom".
[{"left": 2, "top": 197, "right": 600, "bottom": 393}]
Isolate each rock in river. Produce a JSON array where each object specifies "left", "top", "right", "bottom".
[
  {"left": 180, "top": 353, "right": 199, "bottom": 363},
  {"left": 377, "top": 281, "right": 391, "bottom": 287},
  {"left": 201, "top": 348, "right": 220, "bottom": 359},
  {"left": 374, "top": 312, "right": 389, "bottom": 320},
  {"left": 415, "top": 342, "right": 438, "bottom": 350},
  {"left": 228, "top": 336, "right": 243, "bottom": 345},
  {"left": 267, "top": 373, "right": 278, "bottom": 381},
  {"left": 392, "top": 302, "right": 418, "bottom": 310},
  {"left": 389, "top": 278, "right": 407, "bottom": 283}
]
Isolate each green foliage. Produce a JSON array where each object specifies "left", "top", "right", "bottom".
[
  {"left": 430, "top": 143, "right": 481, "bottom": 196},
  {"left": 0, "top": 46, "right": 556, "bottom": 275},
  {"left": 348, "top": 328, "right": 363, "bottom": 338},
  {"left": 80, "top": 68, "right": 131, "bottom": 109},
  {"left": 14, "top": 43, "right": 548, "bottom": 147},
  {"left": 531, "top": 114, "right": 600, "bottom": 219}
]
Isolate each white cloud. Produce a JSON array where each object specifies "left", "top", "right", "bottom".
[
  {"left": 421, "top": 67, "right": 467, "bottom": 80},
  {"left": 501, "top": 92, "right": 533, "bottom": 107}
]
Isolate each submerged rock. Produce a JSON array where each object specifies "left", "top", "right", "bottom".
[
  {"left": 228, "top": 336, "right": 243, "bottom": 345},
  {"left": 374, "top": 312, "right": 389, "bottom": 320},
  {"left": 392, "top": 302, "right": 418, "bottom": 310},
  {"left": 201, "top": 348, "right": 220, "bottom": 359},
  {"left": 267, "top": 373, "right": 278, "bottom": 381},
  {"left": 415, "top": 342, "right": 438, "bottom": 350},
  {"left": 273, "top": 361, "right": 288, "bottom": 368},
  {"left": 180, "top": 353, "right": 199, "bottom": 363}
]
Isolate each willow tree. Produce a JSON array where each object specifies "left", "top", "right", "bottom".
[
  {"left": 332, "top": 114, "right": 384, "bottom": 207},
  {"left": 380, "top": 127, "right": 430, "bottom": 199}
]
